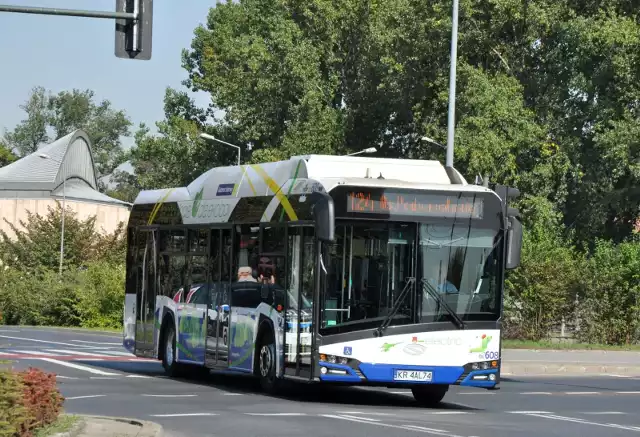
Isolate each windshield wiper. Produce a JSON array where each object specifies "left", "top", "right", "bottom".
[
  {"left": 374, "top": 277, "right": 415, "bottom": 337},
  {"left": 421, "top": 278, "right": 465, "bottom": 330}
]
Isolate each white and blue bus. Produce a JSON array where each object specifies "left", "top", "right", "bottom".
[{"left": 122, "top": 154, "right": 523, "bottom": 405}]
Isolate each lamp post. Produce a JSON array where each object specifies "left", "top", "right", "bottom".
[
  {"left": 421, "top": 136, "right": 446, "bottom": 150},
  {"left": 445, "top": 0, "right": 460, "bottom": 168},
  {"left": 199, "top": 133, "right": 241, "bottom": 165},
  {"left": 346, "top": 147, "right": 377, "bottom": 156},
  {"left": 38, "top": 153, "right": 65, "bottom": 275}
]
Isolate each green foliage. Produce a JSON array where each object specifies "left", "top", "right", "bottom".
[
  {"left": 2, "top": 86, "right": 132, "bottom": 184},
  {"left": 0, "top": 368, "right": 64, "bottom": 437},
  {"left": 0, "top": 203, "right": 126, "bottom": 330},
  {"left": 0, "top": 143, "right": 17, "bottom": 168}
]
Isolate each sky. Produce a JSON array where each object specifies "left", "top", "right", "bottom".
[{"left": 0, "top": 0, "right": 217, "bottom": 151}]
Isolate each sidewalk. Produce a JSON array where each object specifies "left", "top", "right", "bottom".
[
  {"left": 54, "top": 415, "right": 162, "bottom": 437},
  {"left": 501, "top": 348, "right": 640, "bottom": 376}
]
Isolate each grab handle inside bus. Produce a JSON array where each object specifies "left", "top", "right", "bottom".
[{"left": 309, "top": 191, "right": 335, "bottom": 242}]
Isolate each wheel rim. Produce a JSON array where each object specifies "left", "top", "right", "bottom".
[
  {"left": 259, "top": 345, "right": 272, "bottom": 378},
  {"left": 166, "top": 331, "right": 174, "bottom": 365}
]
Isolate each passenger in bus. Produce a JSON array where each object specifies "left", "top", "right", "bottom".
[
  {"left": 257, "top": 256, "right": 276, "bottom": 284},
  {"left": 237, "top": 266, "right": 257, "bottom": 282}
]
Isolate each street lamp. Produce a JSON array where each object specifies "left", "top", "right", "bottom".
[
  {"left": 445, "top": 0, "right": 460, "bottom": 168},
  {"left": 199, "top": 133, "right": 241, "bottom": 166},
  {"left": 347, "top": 147, "right": 377, "bottom": 156},
  {"left": 421, "top": 136, "right": 446, "bottom": 150},
  {"left": 38, "top": 153, "right": 65, "bottom": 275}
]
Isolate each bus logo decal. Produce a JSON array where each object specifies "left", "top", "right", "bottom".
[{"left": 217, "top": 183, "right": 235, "bottom": 196}]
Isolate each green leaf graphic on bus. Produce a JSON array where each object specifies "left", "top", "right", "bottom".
[
  {"left": 233, "top": 323, "right": 252, "bottom": 347},
  {"left": 381, "top": 342, "right": 401, "bottom": 352},
  {"left": 469, "top": 334, "right": 492, "bottom": 353},
  {"left": 192, "top": 188, "right": 204, "bottom": 217}
]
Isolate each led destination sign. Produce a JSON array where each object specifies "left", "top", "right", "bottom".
[{"left": 346, "top": 191, "right": 483, "bottom": 219}]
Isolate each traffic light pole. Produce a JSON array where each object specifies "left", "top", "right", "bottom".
[
  {"left": 0, "top": 0, "right": 152, "bottom": 60},
  {"left": 0, "top": 4, "right": 135, "bottom": 19}
]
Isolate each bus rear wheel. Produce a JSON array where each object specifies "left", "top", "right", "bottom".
[
  {"left": 162, "top": 324, "right": 181, "bottom": 377},
  {"left": 411, "top": 384, "right": 448, "bottom": 407},
  {"left": 257, "top": 330, "right": 279, "bottom": 394}
]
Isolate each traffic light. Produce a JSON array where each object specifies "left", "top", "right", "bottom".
[{"left": 115, "top": 0, "right": 153, "bottom": 60}]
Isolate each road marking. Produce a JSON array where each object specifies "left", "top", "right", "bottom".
[
  {"left": 339, "top": 415, "right": 380, "bottom": 422},
  {"left": 89, "top": 377, "right": 118, "bottom": 380},
  {"left": 523, "top": 413, "right": 640, "bottom": 432},
  {"left": 430, "top": 412, "right": 472, "bottom": 415},
  {"left": 616, "top": 391, "right": 640, "bottom": 394},
  {"left": 87, "top": 350, "right": 135, "bottom": 357},
  {"left": 342, "top": 411, "right": 394, "bottom": 416},
  {"left": 390, "top": 391, "right": 412, "bottom": 395},
  {"left": 321, "top": 415, "right": 461, "bottom": 436},
  {"left": 223, "top": 393, "right": 243, "bottom": 396},
  {"left": 46, "top": 349, "right": 117, "bottom": 357},
  {"left": 565, "top": 392, "right": 599, "bottom": 395},
  {"left": 508, "top": 411, "right": 553, "bottom": 414},
  {"left": 71, "top": 340, "right": 122, "bottom": 346},
  {"left": 141, "top": 394, "right": 197, "bottom": 398},
  {"left": 11, "top": 350, "right": 59, "bottom": 356},
  {"left": 151, "top": 413, "right": 218, "bottom": 417},
  {"left": 126, "top": 375, "right": 151, "bottom": 379},
  {"left": 581, "top": 412, "right": 625, "bottom": 415},
  {"left": 65, "top": 395, "right": 106, "bottom": 400},
  {"left": 245, "top": 413, "right": 307, "bottom": 416},
  {"left": 0, "top": 330, "right": 21, "bottom": 333},
  {"left": 404, "top": 425, "right": 448, "bottom": 433},
  {"left": 37, "top": 358, "right": 120, "bottom": 376},
  {"left": 55, "top": 376, "right": 78, "bottom": 379},
  {"left": 520, "top": 392, "right": 552, "bottom": 395},
  {"left": 0, "top": 335, "right": 86, "bottom": 347}
]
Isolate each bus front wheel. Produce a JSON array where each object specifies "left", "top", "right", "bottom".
[
  {"left": 411, "top": 384, "right": 448, "bottom": 407},
  {"left": 257, "top": 330, "right": 279, "bottom": 394}
]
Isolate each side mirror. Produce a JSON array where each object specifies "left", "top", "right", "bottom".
[
  {"left": 506, "top": 208, "right": 523, "bottom": 270},
  {"left": 309, "top": 191, "right": 335, "bottom": 242}
]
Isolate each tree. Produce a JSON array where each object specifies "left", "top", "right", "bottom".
[
  {"left": 2, "top": 87, "right": 132, "bottom": 188},
  {"left": 0, "top": 142, "right": 17, "bottom": 167}
]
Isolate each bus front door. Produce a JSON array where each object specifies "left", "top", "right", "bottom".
[{"left": 136, "top": 229, "right": 158, "bottom": 357}]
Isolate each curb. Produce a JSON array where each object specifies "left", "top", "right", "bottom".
[
  {"left": 502, "top": 362, "right": 640, "bottom": 376},
  {"left": 3, "top": 325, "right": 121, "bottom": 337},
  {"left": 53, "top": 415, "right": 163, "bottom": 437}
]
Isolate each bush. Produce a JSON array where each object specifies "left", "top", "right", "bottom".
[{"left": 0, "top": 368, "right": 63, "bottom": 437}]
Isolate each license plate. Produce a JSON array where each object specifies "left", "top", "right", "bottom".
[{"left": 394, "top": 370, "right": 432, "bottom": 382}]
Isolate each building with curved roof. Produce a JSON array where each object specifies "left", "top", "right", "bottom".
[{"left": 0, "top": 129, "right": 131, "bottom": 239}]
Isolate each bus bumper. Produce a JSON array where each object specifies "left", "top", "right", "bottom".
[{"left": 316, "top": 360, "right": 500, "bottom": 389}]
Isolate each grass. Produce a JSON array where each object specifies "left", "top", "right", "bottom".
[
  {"left": 34, "top": 414, "right": 81, "bottom": 437},
  {"left": 503, "top": 339, "right": 640, "bottom": 351}
]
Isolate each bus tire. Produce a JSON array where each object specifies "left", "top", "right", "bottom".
[
  {"left": 411, "top": 384, "right": 448, "bottom": 407},
  {"left": 162, "top": 323, "right": 181, "bottom": 377},
  {"left": 256, "top": 329, "right": 279, "bottom": 394}
]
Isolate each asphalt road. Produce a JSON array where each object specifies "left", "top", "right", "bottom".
[{"left": 2, "top": 326, "right": 640, "bottom": 437}]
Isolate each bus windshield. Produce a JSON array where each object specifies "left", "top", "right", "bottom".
[{"left": 320, "top": 221, "right": 503, "bottom": 335}]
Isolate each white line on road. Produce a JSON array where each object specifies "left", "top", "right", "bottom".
[
  {"left": 390, "top": 391, "right": 412, "bottom": 395},
  {"left": 616, "top": 391, "right": 640, "bottom": 394},
  {"left": 581, "top": 412, "right": 625, "bottom": 415},
  {"left": 0, "top": 330, "right": 21, "bottom": 333},
  {"left": 321, "top": 414, "right": 461, "bottom": 436},
  {"left": 37, "top": 358, "right": 120, "bottom": 376},
  {"left": 151, "top": 413, "right": 218, "bottom": 417},
  {"left": 524, "top": 413, "right": 640, "bottom": 432},
  {"left": 11, "top": 350, "right": 59, "bottom": 356},
  {"left": 565, "top": 392, "right": 599, "bottom": 395},
  {"left": 65, "top": 395, "right": 107, "bottom": 400},
  {"left": 223, "top": 393, "right": 243, "bottom": 396},
  {"left": 141, "top": 394, "right": 197, "bottom": 398},
  {"left": 126, "top": 375, "right": 151, "bottom": 378},
  {"left": 46, "top": 349, "right": 118, "bottom": 357},
  {"left": 89, "top": 377, "right": 118, "bottom": 380},
  {"left": 244, "top": 413, "right": 307, "bottom": 416},
  {"left": 404, "top": 425, "right": 448, "bottom": 433},
  {"left": 342, "top": 411, "right": 394, "bottom": 416},
  {"left": 0, "top": 335, "right": 90, "bottom": 347},
  {"left": 520, "top": 392, "right": 552, "bottom": 395},
  {"left": 429, "top": 412, "right": 472, "bottom": 415},
  {"left": 55, "top": 376, "right": 78, "bottom": 379},
  {"left": 508, "top": 411, "right": 553, "bottom": 414},
  {"left": 339, "top": 415, "right": 380, "bottom": 422},
  {"left": 71, "top": 340, "right": 122, "bottom": 346}
]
